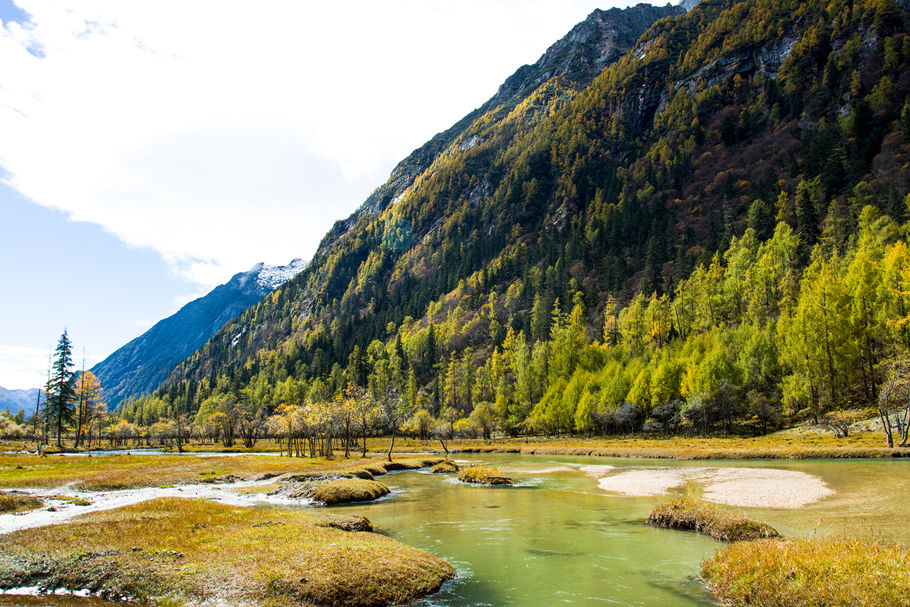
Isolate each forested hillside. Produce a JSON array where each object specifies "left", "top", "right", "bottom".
[{"left": 121, "top": 0, "right": 910, "bottom": 440}]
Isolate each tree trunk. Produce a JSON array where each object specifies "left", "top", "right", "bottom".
[
  {"left": 880, "top": 408, "right": 894, "bottom": 448},
  {"left": 387, "top": 432, "right": 396, "bottom": 462}
]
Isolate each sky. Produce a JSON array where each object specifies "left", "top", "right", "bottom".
[{"left": 0, "top": 0, "right": 658, "bottom": 389}]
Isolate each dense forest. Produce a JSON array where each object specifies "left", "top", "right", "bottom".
[{"left": 119, "top": 0, "right": 910, "bottom": 442}]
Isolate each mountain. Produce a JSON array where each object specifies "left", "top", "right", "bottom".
[
  {"left": 0, "top": 387, "right": 41, "bottom": 414},
  {"left": 123, "top": 0, "right": 910, "bottom": 433},
  {"left": 92, "top": 259, "right": 307, "bottom": 409}
]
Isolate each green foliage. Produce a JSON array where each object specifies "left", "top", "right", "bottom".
[
  {"left": 45, "top": 330, "right": 77, "bottom": 446},
  {"left": 123, "top": 0, "right": 910, "bottom": 441}
]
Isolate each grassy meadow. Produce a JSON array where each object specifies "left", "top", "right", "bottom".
[{"left": 0, "top": 497, "right": 454, "bottom": 607}]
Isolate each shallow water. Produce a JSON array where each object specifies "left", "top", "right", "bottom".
[
  {"left": 334, "top": 454, "right": 910, "bottom": 606},
  {"left": 4, "top": 454, "right": 910, "bottom": 606}
]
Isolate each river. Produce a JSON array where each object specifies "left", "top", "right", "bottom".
[
  {"left": 336, "top": 454, "right": 910, "bottom": 607},
  {"left": 2, "top": 453, "right": 908, "bottom": 606}
]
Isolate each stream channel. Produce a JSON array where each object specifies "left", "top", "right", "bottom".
[{"left": 3, "top": 453, "right": 910, "bottom": 606}]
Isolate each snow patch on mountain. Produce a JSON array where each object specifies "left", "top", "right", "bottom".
[{"left": 252, "top": 258, "right": 308, "bottom": 290}]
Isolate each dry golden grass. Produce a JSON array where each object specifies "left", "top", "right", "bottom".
[
  {"left": 270, "top": 478, "right": 391, "bottom": 505},
  {"left": 0, "top": 453, "right": 403, "bottom": 491},
  {"left": 0, "top": 491, "right": 43, "bottom": 514},
  {"left": 702, "top": 537, "right": 910, "bottom": 606},
  {"left": 0, "top": 497, "right": 455, "bottom": 607},
  {"left": 430, "top": 460, "right": 459, "bottom": 474},
  {"left": 647, "top": 498, "right": 779, "bottom": 541},
  {"left": 457, "top": 465, "right": 512, "bottom": 485},
  {"left": 382, "top": 432, "right": 909, "bottom": 460}
]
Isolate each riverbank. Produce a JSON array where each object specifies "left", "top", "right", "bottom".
[
  {"left": 435, "top": 433, "right": 910, "bottom": 460},
  {"left": 0, "top": 452, "right": 431, "bottom": 492},
  {"left": 5, "top": 428, "right": 905, "bottom": 461},
  {"left": 702, "top": 537, "right": 910, "bottom": 607},
  {"left": 0, "top": 497, "right": 455, "bottom": 607}
]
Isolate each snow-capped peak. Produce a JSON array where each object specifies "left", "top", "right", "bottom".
[{"left": 254, "top": 258, "right": 307, "bottom": 290}]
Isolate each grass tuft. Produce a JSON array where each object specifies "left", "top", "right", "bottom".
[
  {"left": 269, "top": 478, "right": 391, "bottom": 505},
  {"left": 457, "top": 465, "right": 512, "bottom": 485},
  {"left": 647, "top": 498, "right": 779, "bottom": 541},
  {"left": 360, "top": 463, "right": 388, "bottom": 476},
  {"left": 0, "top": 491, "right": 43, "bottom": 514},
  {"left": 430, "top": 460, "right": 459, "bottom": 474},
  {"left": 702, "top": 537, "right": 910, "bottom": 606}
]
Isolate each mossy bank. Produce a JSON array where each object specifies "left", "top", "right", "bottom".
[
  {"left": 647, "top": 499, "right": 779, "bottom": 541},
  {"left": 0, "top": 497, "right": 454, "bottom": 607}
]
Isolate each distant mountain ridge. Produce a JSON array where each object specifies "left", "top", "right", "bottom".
[
  {"left": 0, "top": 387, "right": 41, "bottom": 414},
  {"left": 92, "top": 259, "right": 306, "bottom": 409}
]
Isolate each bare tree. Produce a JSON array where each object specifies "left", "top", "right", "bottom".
[
  {"left": 236, "top": 400, "right": 265, "bottom": 449},
  {"left": 878, "top": 356, "right": 910, "bottom": 447},
  {"left": 350, "top": 387, "right": 377, "bottom": 458},
  {"left": 432, "top": 417, "right": 453, "bottom": 455},
  {"left": 379, "top": 388, "right": 415, "bottom": 462}
]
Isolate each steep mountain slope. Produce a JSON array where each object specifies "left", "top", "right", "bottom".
[
  {"left": 92, "top": 259, "right": 306, "bottom": 409},
  {"left": 125, "top": 0, "right": 910, "bottom": 429},
  {"left": 325, "top": 3, "right": 684, "bottom": 236}
]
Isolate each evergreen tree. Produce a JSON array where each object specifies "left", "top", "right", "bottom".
[
  {"left": 747, "top": 198, "right": 776, "bottom": 241},
  {"left": 47, "top": 330, "right": 77, "bottom": 447},
  {"left": 795, "top": 178, "right": 823, "bottom": 262}
]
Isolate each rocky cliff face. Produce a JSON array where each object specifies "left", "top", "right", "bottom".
[
  {"left": 493, "top": 4, "right": 684, "bottom": 102},
  {"left": 322, "top": 3, "right": 682, "bottom": 243},
  {"left": 92, "top": 259, "right": 306, "bottom": 409},
  {"left": 158, "top": 0, "right": 910, "bottom": 417}
]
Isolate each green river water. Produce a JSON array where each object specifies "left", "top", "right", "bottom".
[
  {"left": 341, "top": 454, "right": 910, "bottom": 607},
  {"left": 2, "top": 454, "right": 908, "bottom": 607}
]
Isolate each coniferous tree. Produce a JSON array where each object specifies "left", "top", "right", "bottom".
[
  {"left": 747, "top": 198, "right": 776, "bottom": 242},
  {"left": 47, "top": 330, "right": 77, "bottom": 447}
]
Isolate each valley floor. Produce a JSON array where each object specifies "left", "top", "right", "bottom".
[{"left": 0, "top": 448, "right": 907, "bottom": 606}]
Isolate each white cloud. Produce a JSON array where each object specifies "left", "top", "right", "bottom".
[
  {"left": 0, "top": 344, "right": 106, "bottom": 389},
  {"left": 0, "top": 344, "right": 52, "bottom": 390},
  {"left": 0, "top": 0, "right": 643, "bottom": 287}
]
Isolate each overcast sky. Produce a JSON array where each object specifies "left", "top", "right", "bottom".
[{"left": 0, "top": 0, "right": 659, "bottom": 389}]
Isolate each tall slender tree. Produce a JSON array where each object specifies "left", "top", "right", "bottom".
[{"left": 46, "top": 330, "right": 77, "bottom": 447}]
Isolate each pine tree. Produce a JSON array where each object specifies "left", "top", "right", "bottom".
[{"left": 47, "top": 330, "right": 77, "bottom": 447}]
